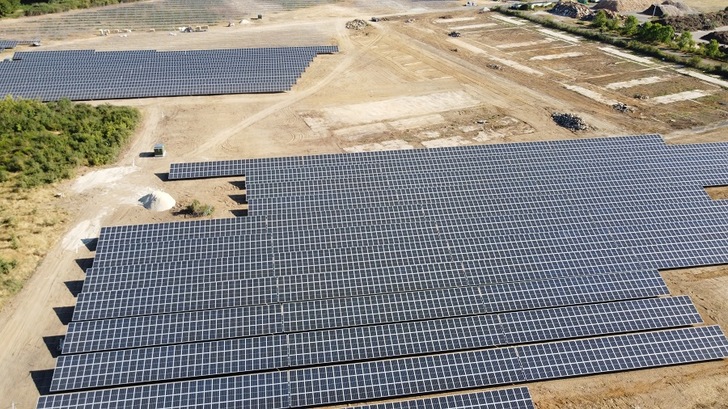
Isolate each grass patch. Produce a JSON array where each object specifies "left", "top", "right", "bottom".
[{"left": 0, "top": 182, "right": 71, "bottom": 309}]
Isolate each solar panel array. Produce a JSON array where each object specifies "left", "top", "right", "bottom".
[
  {"left": 38, "top": 327, "right": 728, "bottom": 408},
  {"left": 52, "top": 296, "right": 702, "bottom": 391},
  {"left": 0, "top": 40, "right": 18, "bottom": 51},
  {"left": 347, "top": 388, "right": 535, "bottom": 409},
  {"left": 41, "top": 135, "right": 728, "bottom": 408},
  {"left": 0, "top": 46, "right": 337, "bottom": 101}
]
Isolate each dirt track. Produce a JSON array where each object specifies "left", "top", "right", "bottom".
[{"left": 1, "top": 1, "right": 728, "bottom": 408}]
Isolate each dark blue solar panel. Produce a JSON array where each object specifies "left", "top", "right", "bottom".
[{"left": 0, "top": 46, "right": 338, "bottom": 101}]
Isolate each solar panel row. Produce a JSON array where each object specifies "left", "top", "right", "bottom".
[
  {"left": 51, "top": 296, "right": 700, "bottom": 391},
  {"left": 39, "top": 327, "right": 728, "bottom": 409},
  {"left": 167, "top": 134, "right": 667, "bottom": 180},
  {"left": 70, "top": 269, "right": 668, "bottom": 322},
  {"left": 0, "top": 46, "right": 337, "bottom": 101},
  {"left": 62, "top": 276, "right": 672, "bottom": 356},
  {"left": 165, "top": 136, "right": 727, "bottom": 183},
  {"left": 347, "top": 388, "right": 534, "bottom": 409},
  {"left": 0, "top": 40, "right": 18, "bottom": 50}
]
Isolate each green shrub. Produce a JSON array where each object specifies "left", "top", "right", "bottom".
[
  {"left": 186, "top": 200, "right": 215, "bottom": 217},
  {"left": 0, "top": 97, "right": 140, "bottom": 188},
  {"left": 0, "top": 257, "right": 16, "bottom": 275}
]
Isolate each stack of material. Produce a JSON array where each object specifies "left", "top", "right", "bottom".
[
  {"left": 644, "top": 4, "right": 684, "bottom": 17},
  {"left": 662, "top": 0, "right": 696, "bottom": 13},
  {"left": 701, "top": 31, "right": 728, "bottom": 45},
  {"left": 661, "top": 10, "right": 728, "bottom": 32},
  {"left": 139, "top": 191, "right": 176, "bottom": 212},
  {"left": 643, "top": 1, "right": 695, "bottom": 17},
  {"left": 595, "top": 0, "right": 654, "bottom": 12},
  {"left": 550, "top": 0, "right": 594, "bottom": 19},
  {"left": 345, "top": 19, "right": 368, "bottom": 30},
  {"left": 551, "top": 112, "right": 588, "bottom": 131}
]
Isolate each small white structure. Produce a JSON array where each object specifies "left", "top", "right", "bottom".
[{"left": 153, "top": 144, "right": 166, "bottom": 157}]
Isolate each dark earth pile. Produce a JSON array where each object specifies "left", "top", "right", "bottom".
[
  {"left": 551, "top": 112, "right": 588, "bottom": 131},
  {"left": 660, "top": 10, "right": 728, "bottom": 31}
]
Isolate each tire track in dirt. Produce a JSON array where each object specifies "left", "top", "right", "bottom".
[{"left": 188, "top": 21, "right": 384, "bottom": 158}]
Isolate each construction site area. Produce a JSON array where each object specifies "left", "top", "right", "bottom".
[{"left": 2, "top": 0, "right": 728, "bottom": 408}]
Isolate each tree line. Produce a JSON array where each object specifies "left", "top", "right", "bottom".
[
  {"left": 0, "top": 0, "right": 141, "bottom": 17},
  {"left": 591, "top": 11, "right": 726, "bottom": 60}
]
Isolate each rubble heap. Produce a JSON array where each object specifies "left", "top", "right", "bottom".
[
  {"left": 612, "top": 102, "right": 634, "bottom": 113},
  {"left": 345, "top": 19, "right": 368, "bottom": 30},
  {"left": 551, "top": 112, "right": 588, "bottom": 131},
  {"left": 550, "top": 1, "right": 594, "bottom": 19}
]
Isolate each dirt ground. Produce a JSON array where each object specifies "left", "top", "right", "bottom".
[{"left": 2, "top": 1, "right": 728, "bottom": 408}]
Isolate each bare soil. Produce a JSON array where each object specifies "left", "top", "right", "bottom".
[{"left": 1, "top": 1, "right": 728, "bottom": 408}]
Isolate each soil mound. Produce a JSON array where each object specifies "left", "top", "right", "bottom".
[
  {"left": 644, "top": 4, "right": 685, "bottom": 17},
  {"left": 139, "top": 191, "right": 176, "bottom": 212},
  {"left": 595, "top": 0, "right": 654, "bottom": 12},
  {"left": 345, "top": 19, "right": 368, "bottom": 30},
  {"left": 701, "top": 31, "right": 728, "bottom": 45},
  {"left": 660, "top": 10, "right": 728, "bottom": 31},
  {"left": 644, "top": 1, "right": 695, "bottom": 17}
]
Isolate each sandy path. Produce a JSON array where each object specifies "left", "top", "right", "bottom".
[{"left": 186, "top": 19, "right": 378, "bottom": 158}]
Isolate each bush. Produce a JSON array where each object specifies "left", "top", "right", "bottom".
[
  {"left": 677, "top": 31, "right": 695, "bottom": 51},
  {"left": 0, "top": 0, "right": 19, "bottom": 16},
  {"left": 186, "top": 200, "right": 215, "bottom": 217},
  {"left": 0, "top": 97, "right": 140, "bottom": 188},
  {"left": 622, "top": 15, "right": 638, "bottom": 36},
  {"left": 0, "top": 257, "right": 16, "bottom": 275},
  {"left": 591, "top": 10, "right": 608, "bottom": 29}
]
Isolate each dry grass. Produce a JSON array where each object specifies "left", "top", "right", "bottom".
[
  {"left": 705, "top": 186, "right": 728, "bottom": 200},
  {"left": 0, "top": 183, "right": 69, "bottom": 310}
]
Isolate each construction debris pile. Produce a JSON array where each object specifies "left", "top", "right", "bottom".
[
  {"left": 345, "top": 19, "right": 368, "bottom": 30},
  {"left": 661, "top": 10, "right": 728, "bottom": 32},
  {"left": 550, "top": 1, "right": 594, "bottom": 19},
  {"left": 612, "top": 102, "right": 634, "bottom": 113},
  {"left": 551, "top": 112, "right": 588, "bottom": 131}
]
